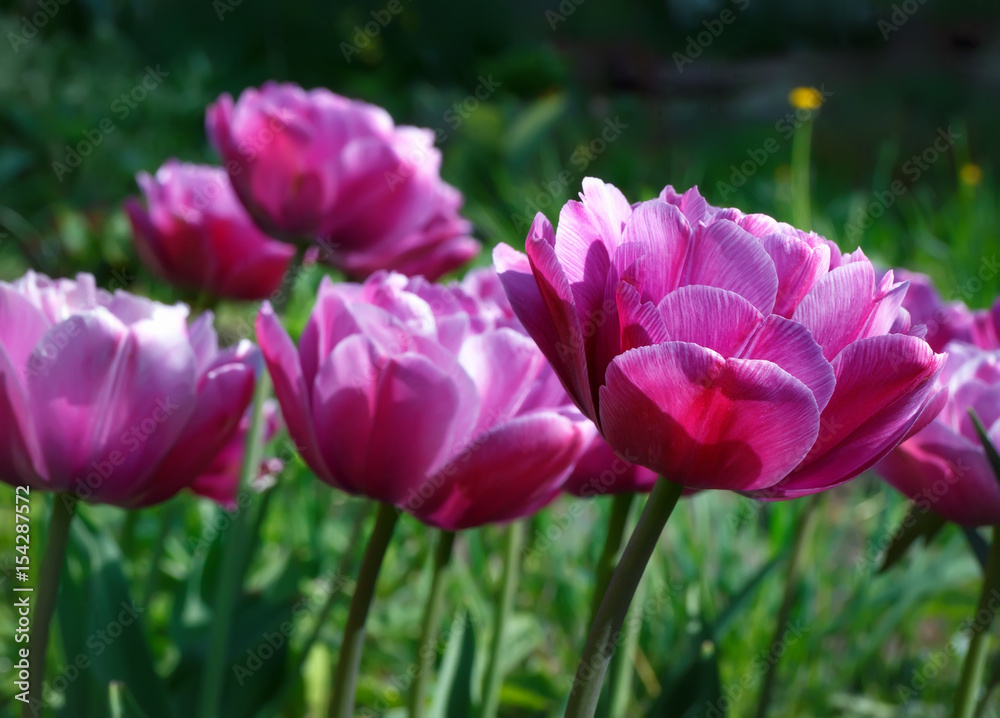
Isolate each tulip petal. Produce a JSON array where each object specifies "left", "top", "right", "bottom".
[
  {"left": 618, "top": 200, "right": 692, "bottom": 301},
  {"left": 739, "top": 315, "right": 836, "bottom": 412},
  {"left": 458, "top": 328, "right": 545, "bottom": 435},
  {"left": 419, "top": 411, "right": 588, "bottom": 530},
  {"left": 494, "top": 241, "right": 596, "bottom": 419},
  {"left": 771, "top": 333, "right": 945, "bottom": 496},
  {"left": 616, "top": 282, "right": 667, "bottom": 351},
  {"left": 362, "top": 353, "right": 466, "bottom": 504},
  {"left": 309, "top": 334, "right": 379, "bottom": 494},
  {"left": 0, "top": 282, "right": 53, "bottom": 381},
  {"left": 25, "top": 310, "right": 197, "bottom": 501},
  {"left": 555, "top": 178, "right": 631, "bottom": 284},
  {"left": 0, "top": 345, "right": 45, "bottom": 486},
  {"left": 256, "top": 302, "right": 334, "bottom": 483},
  {"left": 760, "top": 233, "right": 831, "bottom": 317},
  {"left": 793, "top": 261, "right": 907, "bottom": 361},
  {"left": 599, "top": 343, "right": 820, "bottom": 491},
  {"left": 129, "top": 362, "right": 255, "bottom": 507},
  {"left": 563, "top": 434, "right": 658, "bottom": 496},
  {"left": 657, "top": 285, "right": 763, "bottom": 357},
  {"left": 682, "top": 220, "right": 779, "bottom": 315},
  {"left": 877, "top": 422, "right": 1000, "bottom": 527}
]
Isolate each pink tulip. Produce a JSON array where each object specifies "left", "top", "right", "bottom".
[
  {"left": 189, "top": 400, "right": 284, "bottom": 507},
  {"left": 125, "top": 161, "right": 296, "bottom": 301},
  {"left": 891, "top": 269, "right": 976, "bottom": 352},
  {"left": 876, "top": 342, "right": 1000, "bottom": 526},
  {"left": 206, "top": 82, "right": 479, "bottom": 280},
  {"left": 494, "top": 179, "right": 945, "bottom": 497},
  {"left": 0, "top": 271, "right": 257, "bottom": 507},
  {"left": 255, "top": 268, "right": 595, "bottom": 530}
]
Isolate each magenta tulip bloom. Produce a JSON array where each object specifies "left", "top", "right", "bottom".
[
  {"left": 206, "top": 82, "right": 479, "bottom": 280},
  {"left": 0, "top": 271, "right": 257, "bottom": 507},
  {"left": 255, "top": 269, "right": 595, "bottom": 530},
  {"left": 877, "top": 342, "right": 1000, "bottom": 526},
  {"left": 562, "top": 435, "right": 658, "bottom": 496},
  {"left": 494, "top": 179, "right": 945, "bottom": 497},
  {"left": 125, "top": 161, "right": 296, "bottom": 301}
]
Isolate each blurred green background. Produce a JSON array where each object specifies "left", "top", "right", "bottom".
[{"left": 1, "top": 0, "right": 999, "bottom": 716}]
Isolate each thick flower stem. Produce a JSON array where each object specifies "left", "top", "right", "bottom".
[
  {"left": 329, "top": 502, "right": 400, "bottom": 718},
  {"left": 565, "top": 477, "right": 684, "bottom": 718},
  {"left": 409, "top": 529, "right": 457, "bottom": 718},
  {"left": 606, "top": 569, "right": 647, "bottom": 718},
  {"left": 590, "top": 493, "right": 636, "bottom": 627},
  {"left": 753, "top": 494, "right": 820, "bottom": 718},
  {"left": 22, "top": 494, "right": 77, "bottom": 718},
  {"left": 481, "top": 521, "right": 525, "bottom": 718},
  {"left": 952, "top": 526, "right": 1000, "bottom": 718},
  {"left": 196, "top": 374, "right": 271, "bottom": 718}
]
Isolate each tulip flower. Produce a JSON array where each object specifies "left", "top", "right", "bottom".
[
  {"left": 494, "top": 179, "right": 946, "bottom": 718},
  {"left": 0, "top": 270, "right": 258, "bottom": 714},
  {"left": 494, "top": 179, "right": 945, "bottom": 497},
  {"left": 257, "top": 267, "right": 593, "bottom": 717},
  {"left": 876, "top": 342, "right": 1000, "bottom": 526},
  {"left": 256, "top": 268, "right": 594, "bottom": 530},
  {"left": 0, "top": 270, "right": 258, "bottom": 506},
  {"left": 206, "top": 82, "right": 479, "bottom": 280},
  {"left": 125, "top": 160, "right": 296, "bottom": 301}
]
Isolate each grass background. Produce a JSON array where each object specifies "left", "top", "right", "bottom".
[{"left": 0, "top": 0, "right": 998, "bottom": 715}]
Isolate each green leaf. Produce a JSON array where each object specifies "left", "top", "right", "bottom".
[
  {"left": 429, "top": 611, "right": 477, "bottom": 718},
  {"left": 877, "top": 503, "right": 947, "bottom": 575},
  {"left": 56, "top": 508, "right": 172, "bottom": 718},
  {"left": 504, "top": 93, "right": 567, "bottom": 170}
]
